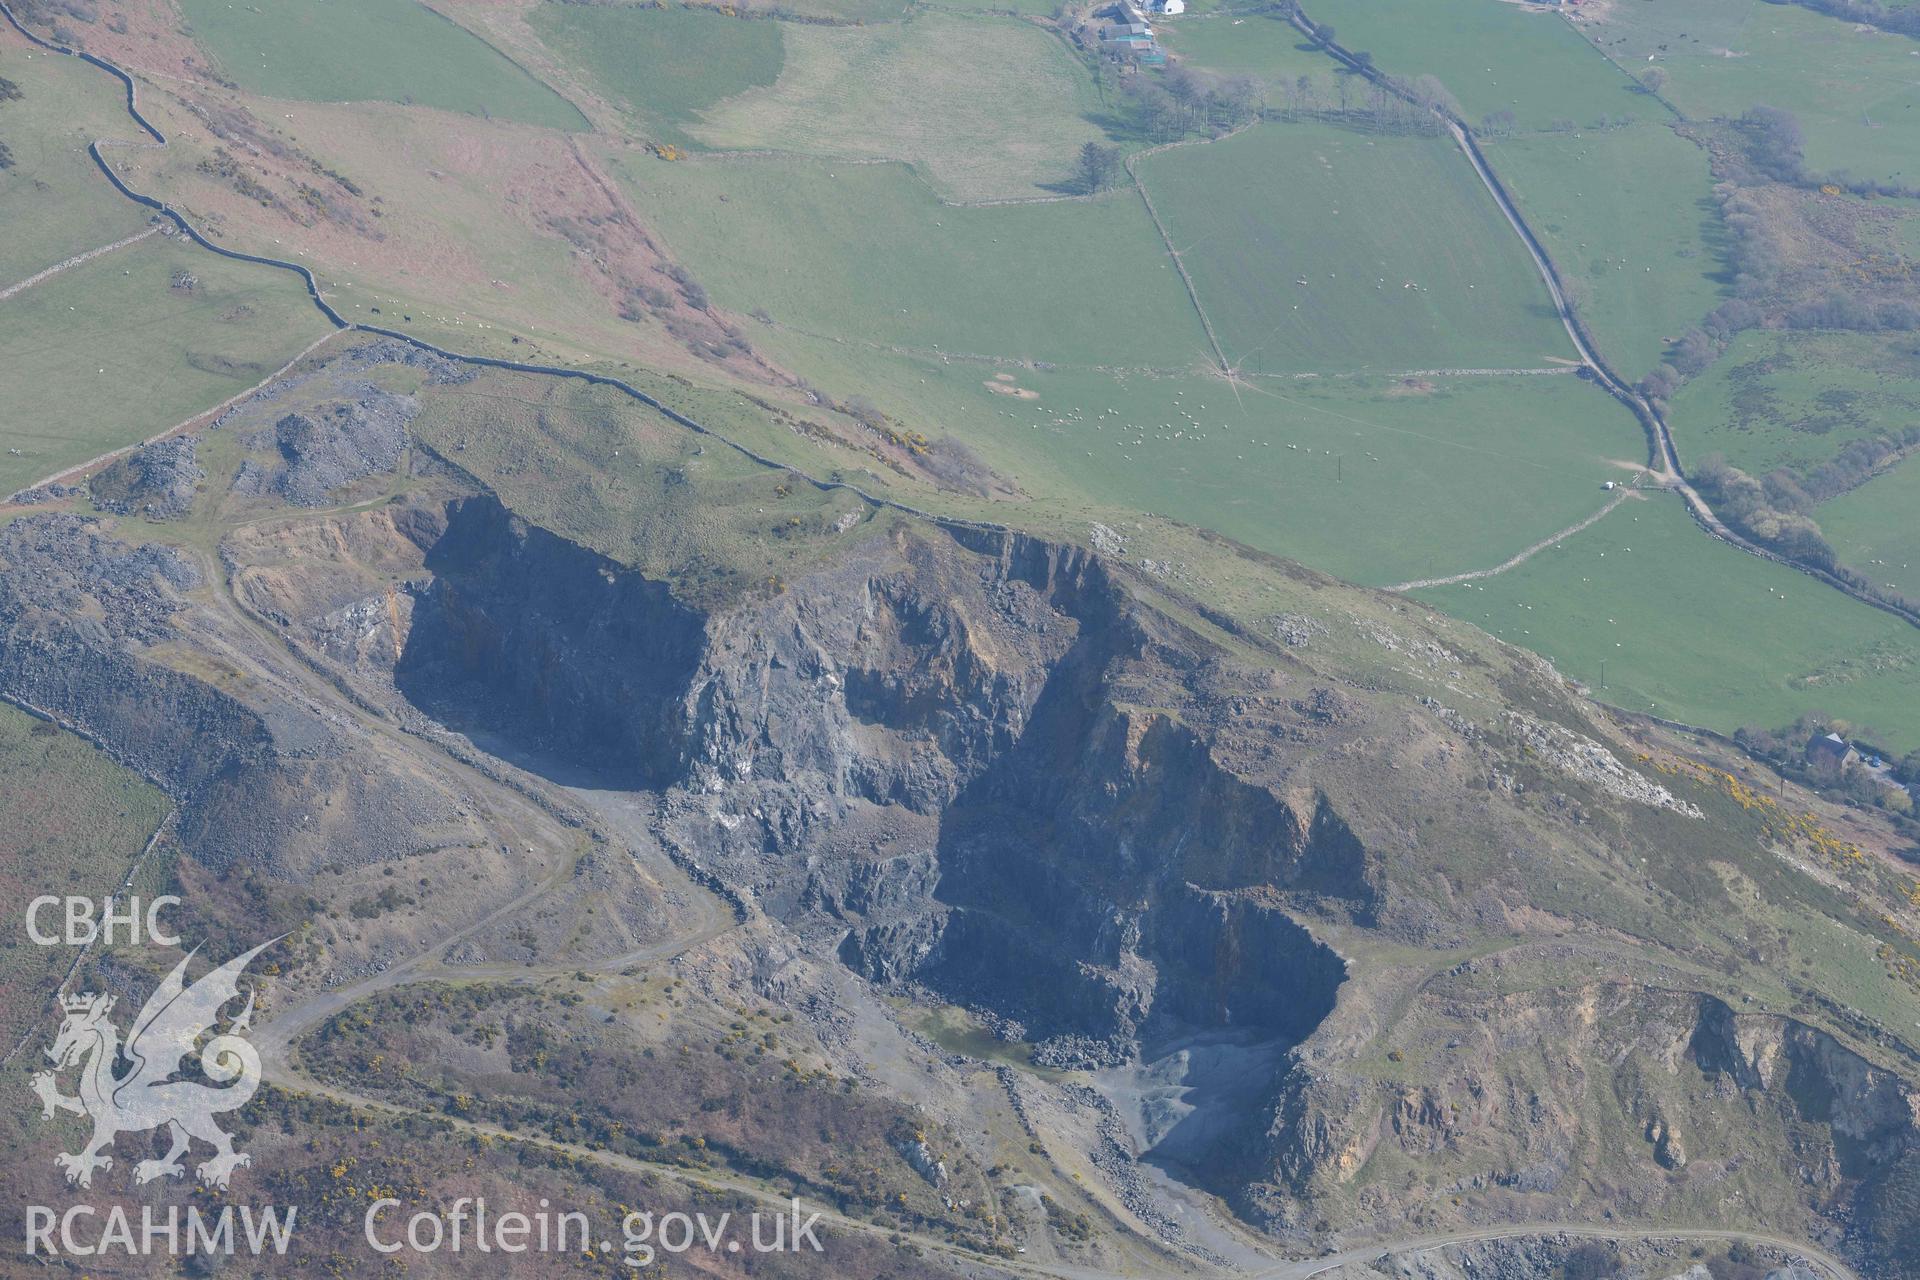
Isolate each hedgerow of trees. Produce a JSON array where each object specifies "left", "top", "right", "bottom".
[
  {"left": 1119, "top": 68, "right": 1263, "bottom": 143},
  {"left": 0, "top": 76, "right": 19, "bottom": 172}
]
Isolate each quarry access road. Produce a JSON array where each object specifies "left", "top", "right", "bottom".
[{"left": 1255, "top": 1221, "right": 1861, "bottom": 1280}]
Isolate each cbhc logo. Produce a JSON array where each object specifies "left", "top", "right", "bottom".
[{"left": 26, "top": 896, "right": 182, "bottom": 947}]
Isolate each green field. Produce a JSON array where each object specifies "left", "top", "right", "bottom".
[
  {"left": 1305, "top": 0, "right": 1660, "bottom": 130},
  {"left": 409, "top": 369, "right": 881, "bottom": 604},
  {"left": 613, "top": 152, "right": 1206, "bottom": 368},
  {"left": 176, "top": 0, "right": 587, "bottom": 129},
  {"left": 1820, "top": 455, "right": 1920, "bottom": 604},
  {"left": 527, "top": 4, "right": 783, "bottom": 146},
  {"left": 734, "top": 0, "right": 910, "bottom": 20},
  {"left": 757, "top": 328, "right": 1647, "bottom": 587},
  {"left": 0, "top": 236, "right": 333, "bottom": 495},
  {"left": 687, "top": 12, "right": 1106, "bottom": 201},
  {"left": 1417, "top": 495, "right": 1920, "bottom": 751},
  {"left": 0, "top": 48, "right": 152, "bottom": 283},
  {"left": 1576, "top": 0, "right": 1920, "bottom": 185},
  {"left": 0, "top": 703, "right": 169, "bottom": 1049},
  {"left": 1139, "top": 122, "right": 1572, "bottom": 373},
  {"left": 1152, "top": 10, "right": 1331, "bottom": 92},
  {"left": 1667, "top": 330, "right": 1920, "bottom": 477},
  {"left": 1488, "top": 124, "right": 1725, "bottom": 381}
]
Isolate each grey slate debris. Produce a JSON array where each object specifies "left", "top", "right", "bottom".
[
  {"left": 89, "top": 435, "right": 205, "bottom": 520},
  {"left": 233, "top": 387, "right": 415, "bottom": 507},
  {"left": 4, "top": 482, "right": 83, "bottom": 505}
]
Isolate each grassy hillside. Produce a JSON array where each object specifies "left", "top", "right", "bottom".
[
  {"left": 0, "top": 236, "right": 332, "bottom": 495},
  {"left": 409, "top": 369, "right": 881, "bottom": 605},
  {"left": 613, "top": 151, "right": 1206, "bottom": 367},
  {"left": 1139, "top": 121, "right": 1572, "bottom": 373},
  {"left": 526, "top": 3, "right": 784, "bottom": 146},
  {"left": 176, "top": 0, "right": 587, "bottom": 129},
  {"left": 0, "top": 43, "right": 151, "bottom": 282},
  {"left": 1667, "top": 330, "right": 1920, "bottom": 477},
  {"left": 755, "top": 329, "right": 1646, "bottom": 587},
  {"left": 0, "top": 704, "right": 169, "bottom": 1049},
  {"left": 1153, "top": 9, "right": 1331, "bottom": 92},
  {"left": 1574, "top": 0, "right": 1920, "bottom": 185},
  {"left": 1417, "top": 493, "right": 1920, "bottom": 750},
  {"left": 1488, "top": 124, "right": 1725, "bottom": 381},
  {"left": 1821, "top": 456, "right": 1920, "bottom": 604},
  {"left": 687, "top": 12, "right": 1107, "bottom": 201},
  {"left": 1305, "top": 0, "right": 1659, "bottom": 130}
]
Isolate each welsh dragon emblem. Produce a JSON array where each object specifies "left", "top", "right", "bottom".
[{"left": 30, "top": 939, "right": 276, "bottom": 1190}]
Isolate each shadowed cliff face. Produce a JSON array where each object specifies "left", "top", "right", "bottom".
[
  {"left": 390, "top": 496, "right": 1358, "bottom": 1062},
  {"left": 395, "top": 496, "right": 710, "bottom": 787}
]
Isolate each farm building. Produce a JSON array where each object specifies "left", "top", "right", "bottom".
[
  {"left": 1806, "top": 731, "right": 1859, "bottom": 774},
  {"left": 1100, "top": 0, "right": 1168, "bottom": 63}
]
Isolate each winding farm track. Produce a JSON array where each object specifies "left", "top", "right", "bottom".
[
  {"left": 0, "top": 6, "right": 1868, "bottom": 1277},
  {"left": 1387, "top": 486, "right": 1633, "bottom": 591}
]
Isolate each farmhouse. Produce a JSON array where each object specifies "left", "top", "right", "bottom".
[
  {"left": 1111, "top": 0, "right": 1180, "bottom": 25},
  {"left": 1806, "top": 731, "right": 1859, "bottom": 774},
  {"left": 1101, "top": 0, "right": 1169, "bottom": 62}
]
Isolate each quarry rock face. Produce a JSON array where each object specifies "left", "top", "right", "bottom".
[
  {"left": 390, "top": 496, "right": 1358, "bottom": 1066},
  {"left": 4, "top": 484, "right": 1917, "bottom": 1262}
]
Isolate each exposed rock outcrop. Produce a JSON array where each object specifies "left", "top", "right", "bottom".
[
  {"left": 0, "top": 514, "right": 466, "bottom": 874},
  {"left": 389, "top": 496, "right": 1360, "bottom": 1068},
  {"left": 89, "top": 434, "right": 204, "bottom": 520},
  {"left": 232, "top": 388, "right": 413, "bottom": 507}
]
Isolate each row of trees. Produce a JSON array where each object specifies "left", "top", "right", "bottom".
[
  {"left": 1691, "top": 453, "right": 1843, "bottom": 573},
  {"left": 1798, "top": 426, "right": 1920, "bottom": 503},
  {"left": 1118, "top": 69, "right": 1263, "bottom": 144},
  {"left": 1635, "top": 297, "right": 1766, "bottom": 402},
  {"left": 1734, "top": 103, "right": 1920, "bottom": 198},
  {"left": 1269, "top": 70, "right": 1454, "bottom": 136},
  {"left": 1688, "top": 449, "right": 1917, "bottom": 617},
  {"left": 0, "top": 76, "right": 19, "bottom": 171}
]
